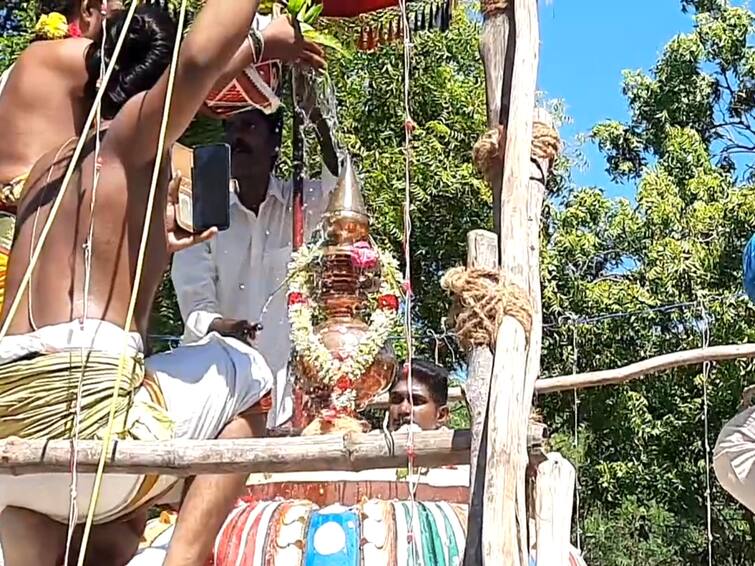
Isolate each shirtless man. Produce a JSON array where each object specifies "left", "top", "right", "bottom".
[
  {"left": 0, "top": 0, "right": 120, "bottom": 191},
  {"left": 0, "top": 0, "right": 322, "bottom": 223},
  {"left": 0, "top": 0, "right": 320, "bottom": 564}
]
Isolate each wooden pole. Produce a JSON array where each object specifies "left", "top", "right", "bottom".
[
  {"left": 480, "top": 0, "right": 540, "bottom": 563},
  {"left": 533, "top": 452, "right": 577, "bottom": 564},
  {"left": 536, "top": 341, "right": 755, "bottom": 393},
  {"left": 469, "top": 3, "right": 513, "bottom": 564},
  {"left": 0, "top": 426, "right": 547, "bottom": 476},
  {"left": 462, "top": 229, "right": 499, "bottom": 566},
  {"left": 521, "top": 108, "right": 555, "bottom": 554},
  {"left": 479, "top": 2, "right": 514, "bottom": 235},
  {"left": 290, "top": 68, "right": 307, "bottom": 430}
]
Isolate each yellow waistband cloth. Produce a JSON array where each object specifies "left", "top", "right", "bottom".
[
  {"left": 0, "top": 171, "right": 28, "bottom": 212},
  {"left": 0, "top": 172, "right": 28, "bottom": 312},
  {"left": 0, "top": 349, "right": 174, "bottom": 441},
  {"left": 0, "top": 350, "right": 177, "bottom": 524}
]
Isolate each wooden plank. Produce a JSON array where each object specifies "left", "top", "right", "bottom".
[
  {"left": 536, "top": 342, "right": 755, "bottom": 394},
  {"left": 533, "top": 452, "right": 576, "bottom": 565},
  {"left": 0, "top": 426, "right": 547, "bottom": 476}
]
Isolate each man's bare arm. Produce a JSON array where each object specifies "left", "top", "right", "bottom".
[
  {"left": 108, "top": 0, "right": 261, "bottom": 165},
  {"left": 209, "top": 15, "right": 325, "bottom": 93}
]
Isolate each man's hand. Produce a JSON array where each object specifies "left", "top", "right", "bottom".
[
  {"left": 208, "top": 318, "right": 262, "bottom": 345},
  {"left": 261, "top": 15, "right": 326, "bottom": 70},
  {"left": 165, "top": 171, "right": 217, "bottom": 254},
  {"left": 740, "top": 384, "right": 755, "bottom": 413}
]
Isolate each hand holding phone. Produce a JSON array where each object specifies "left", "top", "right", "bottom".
[
  {"left": 172, "top": 143, "right": 231, "bottom": 235},
  {"left": 165, "top": 171, "right": 217, "bottom": 253}
]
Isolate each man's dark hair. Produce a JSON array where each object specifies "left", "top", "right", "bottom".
[
  {"left": 399, "top": 359, "right": 449, "bottom": 406},
  {"left": 85, "top": 3, "right": 177, "bottom": 119},
  {"left": 38, "top": 0, "right": 77, "bottom": 19}
]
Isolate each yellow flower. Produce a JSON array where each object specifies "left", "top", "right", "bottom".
[{"left": 34, "top": 12, "right": 70, "bottom": 40}]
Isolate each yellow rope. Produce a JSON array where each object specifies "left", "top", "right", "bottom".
[
  {"left": 481, "top": 0, "right": 509, "bottom": 17},
  {"left": 76, "top": 0, "right": 189, "bottom": 561},
  {"left": 472, "top": 120, "right": 561, "bottom": 184}
]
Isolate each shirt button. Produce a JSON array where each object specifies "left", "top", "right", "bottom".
[{"left": 239, "top": 284, "right": 246, "bottom": 290}]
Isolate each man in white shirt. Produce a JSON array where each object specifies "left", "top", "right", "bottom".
[{"left": 171, "top": 104, "right": 336, "bottom": 430}]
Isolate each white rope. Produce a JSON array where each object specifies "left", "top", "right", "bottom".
[
  {"left": 699, "top": 302, "right": 714, "bottom": 566},
  {"left": 572, "top": 321, "right": 582, "bottom": 552},
  {"left": 63, "top": 5, "right": 109, "bottom": 562},
  {"left": 76, "top": 1, "right": 189, "bottom": 562},
  {"left": 397, "top": 0, "right": 420, "bottom": 561}
]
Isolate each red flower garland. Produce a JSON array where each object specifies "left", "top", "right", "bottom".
[
  {"left": 288, "top": 292, "right": 306, "bottom": 306},
  {"left": 68, "top": 22, "right": 82, "bottom": 38},
  {"left": 335, "top": 376, "right": 353, "bottom": 391},
  {"left": 377, "top": 294, "right": 399, "bottom": 311}
]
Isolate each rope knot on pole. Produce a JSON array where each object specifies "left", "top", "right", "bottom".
[
  {"left": 441, "top": 266, "right": 532, "bottom": 351},
  {"left": 472, "top": 121, "right": 561, "bottom": 184}
]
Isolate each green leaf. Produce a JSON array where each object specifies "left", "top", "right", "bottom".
[
  {"left": 302, "top": 29, "right": 344, "bottom": 53},
  {"left": 286, "top": 0, "right": 306, "bottom": 17},
  {"left": 302, "top": 3, "right": 323, "bottom": 25},
  {"left": 258, "top": 0, "right": 276, "bottom": 15}
]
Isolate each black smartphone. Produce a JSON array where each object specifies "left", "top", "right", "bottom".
[{"left": 176, "top": 143, "right": 231, "bottom": 234}]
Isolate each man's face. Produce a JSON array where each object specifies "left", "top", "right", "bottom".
[
  {"left": 388, "top": 378, "right": 448, "bottom": 431},
  {"left": 224, "top": 110, "right": 279, "bottom": 191}
]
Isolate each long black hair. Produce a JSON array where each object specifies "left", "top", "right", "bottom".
[
  {"left": 38, "top": 0, "right": 78, "bottom": 19},
  {"left": 84, "top": 2, "right": 176, "bottom": 119}
]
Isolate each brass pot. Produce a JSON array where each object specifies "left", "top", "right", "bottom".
[{"left": 296, "top": 316, "right": 397, "bottom": 413}]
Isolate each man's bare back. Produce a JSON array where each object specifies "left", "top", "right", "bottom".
[
  {"left": 1, "top": 131, "right": 171, "bottom": 339},
  {"left": 0, "top": 38, "right": 92, "bottom": 185}
]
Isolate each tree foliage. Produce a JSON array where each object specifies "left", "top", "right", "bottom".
[{"left": 546, "top": 0, "right": 755, "bottom": 562}]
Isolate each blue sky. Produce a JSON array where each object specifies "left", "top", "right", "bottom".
[{"left": 538, "top": 0, "right": 695, "bottom": 199}]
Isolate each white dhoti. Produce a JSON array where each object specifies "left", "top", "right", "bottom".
[
  {"left": 0, "top": 319, "right": 273, "bottom": 525},
  {"left": 713, "top": 405, "right": 755, "bottom": 512}
]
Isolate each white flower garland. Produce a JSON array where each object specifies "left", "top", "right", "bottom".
[{"left": 287, "top": 241, "right": 402, "bottom": 389}]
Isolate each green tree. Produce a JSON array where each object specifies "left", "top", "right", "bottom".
[{"left": 541, "top": 0, "right": 755, "bottom": 562}]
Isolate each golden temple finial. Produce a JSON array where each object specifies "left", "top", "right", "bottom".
[
  {"left": 325, "top": 153, "right": 368, "bottom": 222},
  {"left": 323, "top": 154, "right": 369, "bottom": 244}
]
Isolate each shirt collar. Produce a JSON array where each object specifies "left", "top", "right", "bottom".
[{"left": 229, "top": 176, "right": 288, "bottom": 213}]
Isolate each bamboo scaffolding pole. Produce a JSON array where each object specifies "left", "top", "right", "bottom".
[
  {"left": 536, "top": 342, "right": 755, "bottom": 394},
  {"left": 0, "top": 424, "right": 547, "bottom": 476}
]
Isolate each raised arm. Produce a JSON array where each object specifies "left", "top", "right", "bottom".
[
  {"left": 108, "top": 0, "right": 261, "bottom": 165},
  {"left": 208, "top": 15, "right": 325, "bottom": 94}
]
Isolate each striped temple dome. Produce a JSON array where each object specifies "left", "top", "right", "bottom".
[{"left": 130, "top": 498, "right": 586, "bottom": 566}]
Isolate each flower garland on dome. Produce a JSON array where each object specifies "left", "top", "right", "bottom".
[
  {"left": 287, "top": 239, "right": 402, "bottom": 411},
  {"left": 34, "top": 12, "right": 82, "bottom": 40}
]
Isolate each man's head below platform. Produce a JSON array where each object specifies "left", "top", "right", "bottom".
[{"left": 389, "top": 359, "right": 450, "bottom": 431}]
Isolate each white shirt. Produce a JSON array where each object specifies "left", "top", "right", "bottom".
[{"left": 171, "top": 172, "right": 336, "bottom": 427}]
